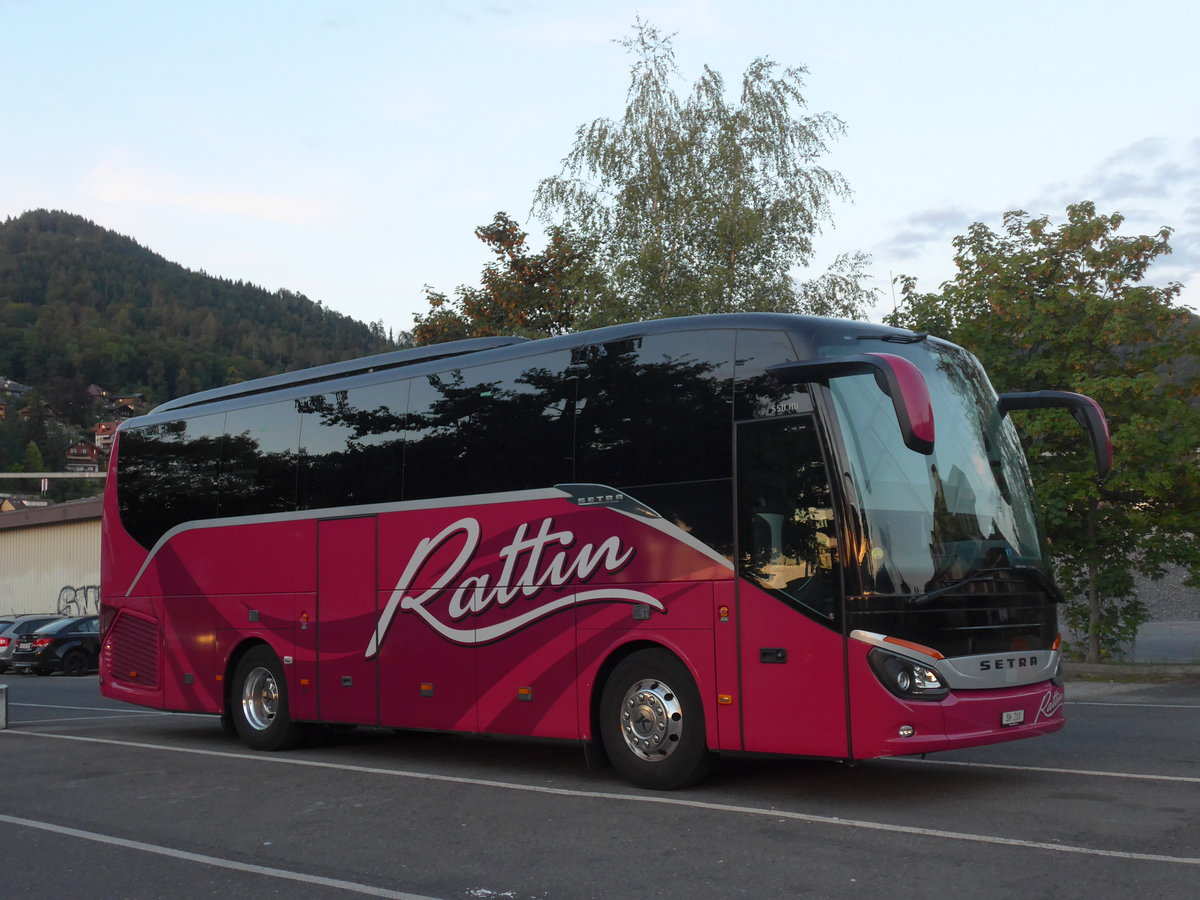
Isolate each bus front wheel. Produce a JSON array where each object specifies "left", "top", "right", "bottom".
[
  {"left": 600, "top": 649, "right": 713, "bottom": 790},
  {"left": 231, "top": 646, "right": 309, "bottom": 751}
]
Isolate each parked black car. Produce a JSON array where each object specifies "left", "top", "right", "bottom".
[
  {"left": 11, "top": 615, "right": 101, "bottom": 676},
  {"left": 0, "top": 614, "right": 63, "bottom": 673}
]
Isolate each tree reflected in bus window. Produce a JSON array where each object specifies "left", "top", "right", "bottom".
[
  {"left": 575, "top": 330, "right": 734, "bottom": 488},
  {"left": 734, "top": 329, "right": 810, "bottom": 419},
  {"left": 116, "top": 413, "right": 226, "bottom": 548},
  {"left": 221, "top": 401, "right": 301, "bottom": 517},
  {"left": 737, "top": 417, "right": 839, "bottom": 622},
  {"left": 297, "top": 381, "right": 407, "bottom": 509},
  {"left": 405, "top": 352, "right": 576, "bottom": 500}
]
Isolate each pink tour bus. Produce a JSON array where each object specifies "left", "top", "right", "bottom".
[{"left": 99, "top": 314, "right": 1109, "bottom": 788}]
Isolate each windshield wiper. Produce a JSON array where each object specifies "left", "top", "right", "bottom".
[
  {"left": 914, "top": 565, "right": 1062, "bottom": 606},
  {"left": 855, "top": 331, "right": 928, "bottom": 344}
]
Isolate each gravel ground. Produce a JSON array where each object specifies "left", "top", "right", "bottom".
[
  {"left": 1135, "top": 564, "right": 1200, "bottom": 621},
  {"left": 1060, "top": 564, "right": 1200, "bottom": 662}
]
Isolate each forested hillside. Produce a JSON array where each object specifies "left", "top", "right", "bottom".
[{"left": 0, "top": 209, "right": 396, "bottom": 410}]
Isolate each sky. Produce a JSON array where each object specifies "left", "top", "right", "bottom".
[{"left": 3, "top": 0, "right": 1198, "bottom": 336}]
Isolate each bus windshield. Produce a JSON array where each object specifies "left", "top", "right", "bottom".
[{"left": 825, "top": 339, "right": 1049, "bottom": 598}]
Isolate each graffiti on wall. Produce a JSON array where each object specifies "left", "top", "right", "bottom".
[{"left": 58, "top": 585, "right": 100, "bottom": 616}]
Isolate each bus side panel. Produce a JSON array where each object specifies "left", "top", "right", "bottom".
[
  {"left": 737, "top": 585, "right": 849, "bottom": 757},
  {"left": 161, "top": 596, "right": 216, "bottom": 713},
  {"left": 375, "top": 509, "right": 479, "bottom": 732},
  {"left": 134, "top": 521, "right": 317, "bottom": 716},
  {"left": 712, "top": 580, "right": 741, "bottom": 751},
  {"left": 574, "top": 581, "right": 713, "bottom": 631},
  {"left": 376, "top": 615, "right": 477, "bottom": 731},
  {"left": 315, "top": 516, "right": 379, "bottom": 725},
  {"left": 128, "top": 520, "right": 315, "bottom": 600},
  {"left": 476, "top": 609, "right": 577, "bottom": 739}
]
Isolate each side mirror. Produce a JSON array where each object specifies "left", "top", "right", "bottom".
[
  {"left": 768, "top": 353, "right": 935, "bottom": 455},
  {"left": 997, "top": 390, "right": 1112, "bottom": 479}
]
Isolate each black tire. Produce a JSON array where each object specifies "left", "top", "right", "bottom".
[
  {"left": 61, "top": 650, "right": 90, "bottom": 677},
  {"left": 599, "top": 648, "right": 713, "bottom": 790},
  {"left": 230, "top": 646, "right": 310, "bottom": 751}
]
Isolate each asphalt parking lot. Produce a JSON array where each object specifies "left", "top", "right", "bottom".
[{"left": 1, "top": 673, "right": 1197, "bottom": 899}]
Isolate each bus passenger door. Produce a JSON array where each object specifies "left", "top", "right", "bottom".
[
  {"left": 317, "top": 516, "right": 379, "bottom": 724},
  {"left": 735, "top": 417, "right": 849, "bottom": 757}
]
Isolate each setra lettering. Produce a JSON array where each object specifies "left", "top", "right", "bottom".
[{"left": 980, "top": 655, "right": 1039, "bottom": 671}]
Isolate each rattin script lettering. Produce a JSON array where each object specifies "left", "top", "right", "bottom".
[{"left": 365, "top": 517, "right": 661, "bottom": 654}]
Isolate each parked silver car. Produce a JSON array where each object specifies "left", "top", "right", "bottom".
[{"left": 0, "top": 614, "right": 62, "bottom": 673}]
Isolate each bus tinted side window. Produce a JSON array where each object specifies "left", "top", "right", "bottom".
[
  {"left": 298, "top": 380, "right": 407, "bottom": 510},
  {"left": 573, "top": 330, "right": 735, "bottom": 558},
  {"left": 404, "top": 352, "right": 576, "bottom": 500},
  {"left": 734, "top": 329, "right": 808, "bottom": 419},
  {"left": 222, "top": 401, "right": 301, "bottom": 517},
  {"left": 737, "top": 416, "right": 838, "bottom": 622},
  {"left": 117, "top": 413, "right": 225, "bottom": 548},
  {"left": 575, "top": 330, "right": 734, "bottom": 487}
]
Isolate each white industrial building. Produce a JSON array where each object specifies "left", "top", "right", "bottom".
[{"left": 0, "top": 498, "right": 101, "bottom": 617}]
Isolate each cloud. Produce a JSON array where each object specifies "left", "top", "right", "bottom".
[
  {"left": 876, "top": 205, "right": 983, "bottom": 260},
  {"left": 1035, "top": 137, "right": 1200, "bottom": 225},
  {"left": 885, "top": 138, "right": 1200, "bottom": 292},
  {"left": 83, "top": 155, "right": 331, "bottom": 226}
]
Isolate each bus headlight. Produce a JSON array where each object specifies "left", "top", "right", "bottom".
[{"left": 868, "top": 649, "right": 948, "bottom": 701}]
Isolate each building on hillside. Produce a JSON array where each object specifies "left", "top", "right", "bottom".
[
  {"left": 94, "top": 421, "right": 119, "bottom": 454},
  {"left": 1, "top": 376, "right": 33, "bottom": 398},
  {"left": 65, "top": 441, "right": 102, "bottom": 473},
  {"left": 19, "top": 401, "right": 63, "bottom": 425},
  {"left": 111, "top": 394, "right": 148, "bottom": 420},
  {"left": 87, "top": 385, "right": 149, "bottom": 421}
]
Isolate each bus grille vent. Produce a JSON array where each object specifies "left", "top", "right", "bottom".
[{"left": 105, "top": 613, "right": 160, "bottom": 689}]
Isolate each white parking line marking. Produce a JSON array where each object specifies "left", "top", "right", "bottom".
[
  {"left": 0, "top": 812, "right": 440, "bottom": 900},
  {"left": 9, "top": 702, "right": 181, "bottom": 714},
  {"left": 885, "top": 757, "right": 1200, "bottom": 784},
  {"left": 1067, "top": 701, "right": 1200, "bottom": 710},
  {"left": 4, "top": 730, "right": 1199, "bottom": 867},
  {"left": 17, "top": 714, "right": 176, "bottom": 725},
  {"left": 16, "top": 715, "right": 181, "bottom": 729}
]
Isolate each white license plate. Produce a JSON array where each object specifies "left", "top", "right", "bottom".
[{"left": 1001, "top": 709, "right": 1025, "bottom": 727}]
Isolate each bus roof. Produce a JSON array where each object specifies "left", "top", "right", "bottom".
[
  {"left": 151, "top": 335, "right": 531, "bottom": 414},
  {"left": 146, "top": 313, "right": 926, "bottom": 418}
]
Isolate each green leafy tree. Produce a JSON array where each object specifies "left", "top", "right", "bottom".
[
  {"left": 22, "top": 440, "right": 45, "bottom": 472},
  {"left": 413, "top": 212, "right": 607, "bottom": 345},
  {"left": 887, "top": 202, "right": 1200, "bottom": 662},
  {"left": 533, "top": 18, "right": 874, "bottom": 324}
]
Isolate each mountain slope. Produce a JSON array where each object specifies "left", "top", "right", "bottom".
[{"left": 0, "top": 209, "right": 395, "bottom": 407}]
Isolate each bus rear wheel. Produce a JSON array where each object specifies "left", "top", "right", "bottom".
[
  {"left": 600, "top": 649, "right": 713, "bottom": 790},
  {"left": 231, "top": 646, "right": 309, "bottom": 751}
]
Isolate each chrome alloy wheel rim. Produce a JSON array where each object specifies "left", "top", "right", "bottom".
[
  {"left": 241, "top": 666, "right": 280, "bottom": 731},
  {"left": 620, "top": 678, "right": 683, "bottom": 761}
]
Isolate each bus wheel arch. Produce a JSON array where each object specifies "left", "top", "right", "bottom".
[
  {"left": 226, "top": 641, "right": 310, "bottom": 751},
  {"left": 596, "top": 643, "right": 714, "bottom": 790}
]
